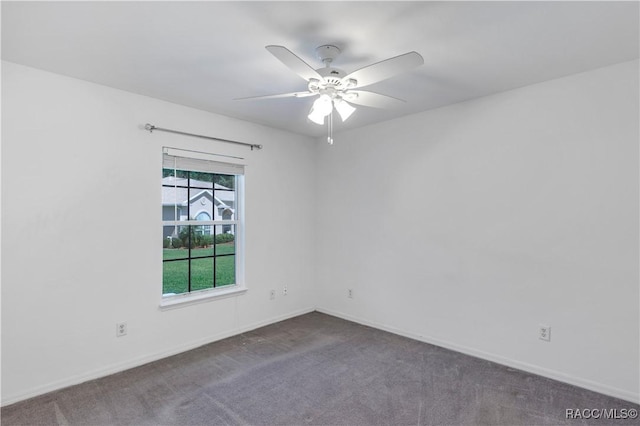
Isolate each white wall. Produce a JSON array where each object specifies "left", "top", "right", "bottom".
[
  {"left": 3, "top": 58, "right": 638, "bottom": 406},
  {"left": 315, "top": 60, "right": 639, "bottom": 403},
  {"left": 1, "top": 62, "right": 317, "bottom": 404}
]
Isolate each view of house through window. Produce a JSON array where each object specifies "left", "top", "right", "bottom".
[{"left": 162, "top": 151, "right": 243, "bottom": 297}]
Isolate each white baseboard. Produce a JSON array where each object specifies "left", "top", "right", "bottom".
[
  {"left": 1, "top": 307, "right": 315, "bottom": 407},
  {"left": 5, "top": 306, "right": 637, "bottom": 406},
  {"left": 315, "top": 307, "right": 640, "bottom": 405}
]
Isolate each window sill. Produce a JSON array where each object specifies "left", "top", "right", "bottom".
[{"left": 159, "top": 285, "right": 247, "bottom": 310}]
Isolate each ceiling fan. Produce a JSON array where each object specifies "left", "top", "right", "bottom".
[{"left": 237, "top": 45, "right": 424, "bottom": 144}]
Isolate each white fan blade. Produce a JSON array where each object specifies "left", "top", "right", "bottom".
[
  {"left": 266, "top": 45, "right": 324, "bottom": 82},
  {"left": 343, "top": 51, "right": 424, "bottom": 88},
  {"left": 235, "top": 91, "right": 316, "bottom": 101},
  {"left": 344, "top": 90, "right": 406, "bottom": 108}
]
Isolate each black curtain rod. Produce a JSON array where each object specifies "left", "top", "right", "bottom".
[{"left": 145, "top": 124, "right": 263, "bottom": 150}]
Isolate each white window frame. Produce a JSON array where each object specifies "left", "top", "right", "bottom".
[{"left": 160, "top": 147, "right": 246, "bottom": 309}]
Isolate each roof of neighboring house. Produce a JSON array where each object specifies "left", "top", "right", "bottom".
[
  {"left": 162, "top": 176, "right": 234, "bottom": 207},
  {"left": 163, "top": 176, "right": 231, "bottom": 190}
]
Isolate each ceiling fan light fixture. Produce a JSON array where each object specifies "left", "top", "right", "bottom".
[
  {"left": 334, "top": 98, "right": 356, "bottom": 122},
  {"left": 308, "top": 109, "right": 326, "bottom": 125},
  {"left": 308, "top": 94, "right": 333, "bottom": 125}
]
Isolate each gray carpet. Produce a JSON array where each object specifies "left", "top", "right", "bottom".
[{"left": 2, "top": 312, "right": 638, "bottom": 425}]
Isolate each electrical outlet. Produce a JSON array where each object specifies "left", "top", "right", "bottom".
[
  {"left": 116, "top": 322, "right": 127, "bottom": 337},
  {"left": 539, "top": 325, "right": 551, "bottom": 342},
  {"left": 283, "top": 286, "right": 288, "bottom": 296},
  {"left": 270, "top": 289, "right": 276, "bottom": 300},
  {"left": 348, "top": 289, "right": 353, "bottom": 299}
]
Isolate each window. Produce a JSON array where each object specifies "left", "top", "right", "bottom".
[
  {"left": 162, "top": 148, "right": 244, "bottom": 301},
  {"left": 195, "top": 212, "right": 212, "bottom": 235}
]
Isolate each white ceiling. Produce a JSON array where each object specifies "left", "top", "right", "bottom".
[{"left": 2, "top": 1, "right": 638, "bottom": 137}]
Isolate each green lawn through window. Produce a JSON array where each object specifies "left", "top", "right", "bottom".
[{"left": 163, "top": 243, "right": 235, "bottom": 294}]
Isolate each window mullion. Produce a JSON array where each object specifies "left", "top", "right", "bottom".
[
  {"left": 187, "top": 175, "right": 191, "bottom": 293},
  {"left": 213, "top": 224, "right": 217, "bottom": 288}
]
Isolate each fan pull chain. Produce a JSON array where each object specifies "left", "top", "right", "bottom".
[{"left": 327, "top": 110, "right": 334, "bottom": 145}]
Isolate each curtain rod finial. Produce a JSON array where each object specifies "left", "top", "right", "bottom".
[{"left": 144, "top": 123, "right": 155, "bottom": 132}]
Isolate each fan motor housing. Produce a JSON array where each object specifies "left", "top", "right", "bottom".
[{"left": 316, "top": 67, "right": 347, "bottom": 85}]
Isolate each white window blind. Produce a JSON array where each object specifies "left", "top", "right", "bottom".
[{"left": 163, "top": 147, "right": 245, "bottom": 175}]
